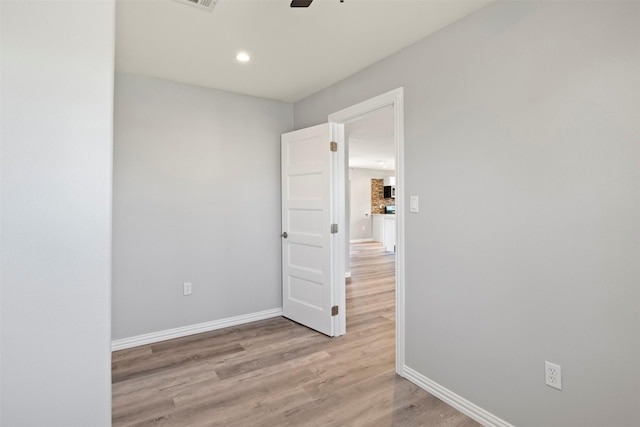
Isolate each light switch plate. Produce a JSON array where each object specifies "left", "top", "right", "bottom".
[{"left": 410, "top": 196, "right": 419, "bottom": 213}]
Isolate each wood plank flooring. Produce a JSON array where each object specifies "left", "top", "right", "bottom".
[{"left": 112, "top": 242, "right": 479, "bottom": 426}]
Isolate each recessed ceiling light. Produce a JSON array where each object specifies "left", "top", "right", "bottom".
[{"left": 236, "top": 52, "right": 250, "bottom": 62}]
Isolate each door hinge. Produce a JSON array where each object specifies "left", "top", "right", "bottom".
[
  {"left": 331, "top": 223, "right": 338, "bottom": 234},
  {"left": 331, "top": 305, "right": 339, "bottom": 316},
  {"left": 330, "top": 141, "right": 338, "bottom": 152}
]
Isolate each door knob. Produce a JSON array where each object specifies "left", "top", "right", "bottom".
[{"left": 281, "top": 232, "right": 288, "bottom": 239}]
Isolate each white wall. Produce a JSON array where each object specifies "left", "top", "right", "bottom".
[
  {"left": 294, "top": 2, "right": 640, "bottom": 426},
  {"left": 0, "top": 1, "right": 115, "bottom": 425},
  {"left": 349, "top": 168, "right": 393, "bottom": 241},
  {"left": 112, "top": 73, "right": 293, "bottom": 340}
]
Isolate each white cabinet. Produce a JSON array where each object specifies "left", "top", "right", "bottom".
[
  {"left": 383, "top": 216, "right": 396, "bottom": 252},
  {"left": 372, "top": 214, "right": 396, "bottom": 252},
  {"left": 372, "top": 215, "right": 384, "bottom": 242}
]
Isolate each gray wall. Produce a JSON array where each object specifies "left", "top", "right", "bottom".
[
  {"left": 0, "top": 1, "right": 114, "bottom": 425},
  {"left": 295, "top": 2, "right": 640, "bottom": 426},
  {"left": 349, "top": 168, "right": 393, "bottom": 241},
  {"left": 113, "top": 73, "right": 293, "bottom": 339}
]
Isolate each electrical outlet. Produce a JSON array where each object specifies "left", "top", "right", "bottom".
[
  {"left": 545, "top": 361, "right": 562, "bottom": 390},
  {"left": 183, "top": 282, "right": 192, "bottom": 296}
]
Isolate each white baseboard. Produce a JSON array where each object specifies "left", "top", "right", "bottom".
[
  {"left": 111, "top": 307, "right": 283, "bottom": 351},
  {"left": 403, "top": 366, "right": 513, "bottom": 427},
  {"left": 350, "top": 238, "right": 374, "bottom": 243}
]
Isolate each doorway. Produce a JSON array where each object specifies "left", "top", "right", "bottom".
[
  {"left": 347, "top": 105, "right": 398, "bottom": 376},
  {"left": 329, "top": 88, "right": 405, "bottom": 375}
]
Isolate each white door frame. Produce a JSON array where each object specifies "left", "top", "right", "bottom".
[{"left": 328, "top": 88, "right": 405, "bottom": 376}]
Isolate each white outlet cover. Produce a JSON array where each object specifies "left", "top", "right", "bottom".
[
  {"left": 183, "top": 282, "right": 192, "bottom": 296},
  {"left": 545, "top": 361, "right": 562, "bottom": 390}
]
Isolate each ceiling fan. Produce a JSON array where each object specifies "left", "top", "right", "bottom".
[{"left": 290, "top": 0, "right": 343, "bottom": 7}]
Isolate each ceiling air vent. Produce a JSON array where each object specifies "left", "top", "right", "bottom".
[{"left": 173, "top": 0, "right": 217, "bottom": 12}]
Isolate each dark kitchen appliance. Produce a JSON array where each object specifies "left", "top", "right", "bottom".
[{"left": 383, "top": 185, "right": 395, "bottom": 199}]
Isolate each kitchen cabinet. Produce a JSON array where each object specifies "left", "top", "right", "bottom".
[{"left": 372, "top": 214, "right": 396, "bottom": 252}]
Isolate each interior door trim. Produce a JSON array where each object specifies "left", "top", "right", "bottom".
[{"left": 328, "top": 87, "right": 406, "bottom": 376}]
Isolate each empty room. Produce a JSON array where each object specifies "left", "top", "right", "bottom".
[{"left": 1, "top": 0, "right": 639, "bottom": 426}]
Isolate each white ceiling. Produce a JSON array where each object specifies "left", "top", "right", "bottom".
[
  {"left": 348, "top": 105, "right": 395, "bottom": 171},
  {"left": 115, "top": 0, "right": 492, "bottom": 103}
]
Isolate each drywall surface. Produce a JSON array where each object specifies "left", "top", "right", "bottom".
[
  {"left": 349, "top": 168, "right": 393, "bottom": 241},
  {"left": 295, "top": 2, "right": 640, "bottom": 425},
  {"left": 0, "top": 1, "right": 115, "bottom": 425},
  {"left": 113, "top": 73, "right": 293, "bottom": 339}
]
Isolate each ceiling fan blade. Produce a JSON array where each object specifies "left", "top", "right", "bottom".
[{"left": 290, "top": 0, "right": 313, "bottom": 7}]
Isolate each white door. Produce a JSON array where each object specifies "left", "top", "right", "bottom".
[{"left": 281, "top": 124, "right": 337, "bottom": 336}]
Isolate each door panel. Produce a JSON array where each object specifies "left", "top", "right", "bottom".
[{"left": 281, "top": 124, "right": 335, "bottom": 336}]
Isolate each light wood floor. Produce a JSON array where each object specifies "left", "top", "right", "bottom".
[{"left": 112, "top": 242, "right": 479, "bottom": 426}]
